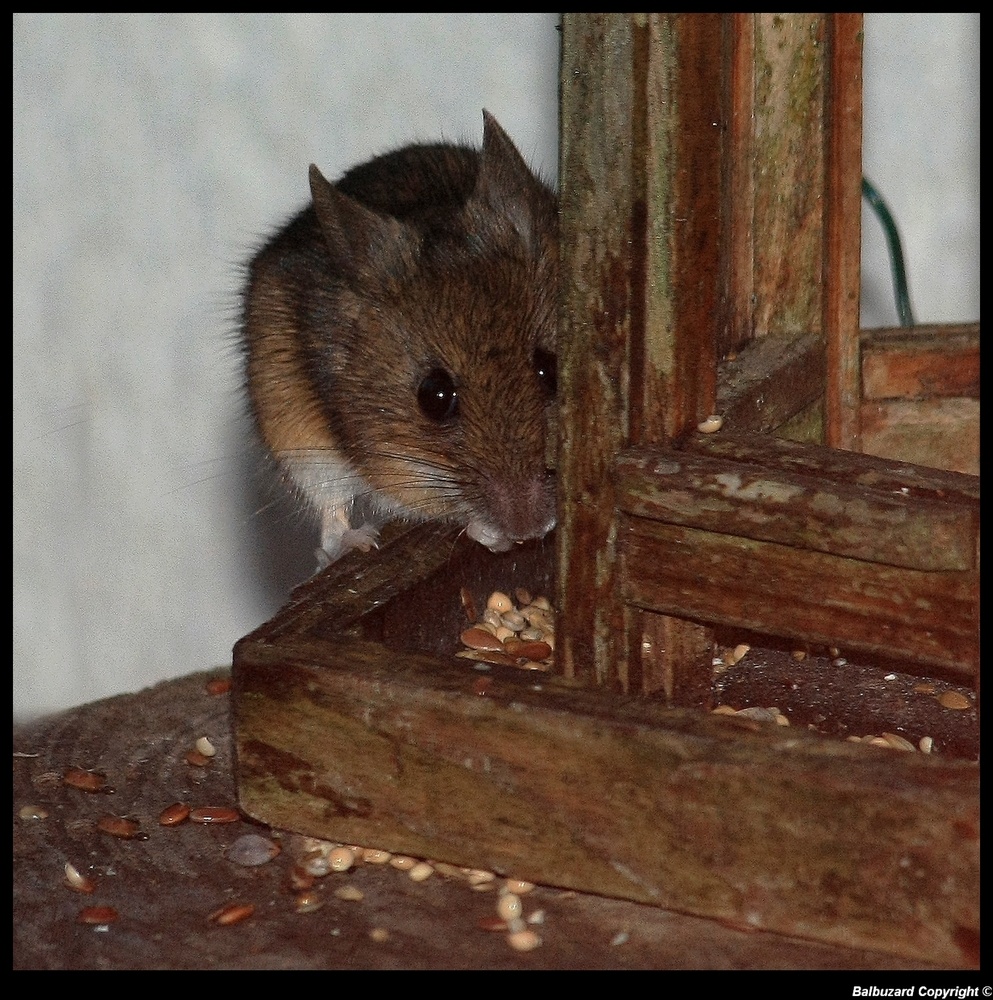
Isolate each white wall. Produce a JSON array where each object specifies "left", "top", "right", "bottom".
[{"left": 13, "top": 13, "right": 979, "bottom": 720}]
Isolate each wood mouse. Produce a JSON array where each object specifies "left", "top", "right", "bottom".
[{"left": 241, "top": 112, "right": 558, "bottom": 568}]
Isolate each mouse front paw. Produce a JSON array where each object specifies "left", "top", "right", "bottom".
[{"left": 315, "top": 523, "right": 380, "bottom": 569}]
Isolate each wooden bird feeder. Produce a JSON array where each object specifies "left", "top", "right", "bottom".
[{"left": 233, "top": 14, "right": 979, "bottom": 967}]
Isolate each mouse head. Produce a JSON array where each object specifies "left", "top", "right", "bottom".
[{"left": 307, "top": 113, "right": 558, "bottom": 550}]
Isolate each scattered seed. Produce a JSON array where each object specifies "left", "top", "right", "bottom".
[
  {"left": 937, "top": 690, "right": 971, "bottom": 710},
  {"left": 497, "top": 892, "right": 523, "bottom": 922},
  {"left": 195, "top": 737, "right": 216, "bottom": 757},
  {"left": 389, "top": 854, "right": 417, "bottom": 871},
  {"left": 294, "top": 891, "right": 324, "bottom": 913},
  {"left": 96, "top": 815, "right": 145, "bottom": 840},
  {"left": 882, "top": 732, "right": 916, "bottom": 752},
  {"left": 189, "top": 806, "right": 240, "bottom": 824},
  {"left": 18, "top": 804, "right": 48, "bottom": 821},
  {"left": 610, "top": 930, "right": 630, "bottom": 946},
  {"left": 328, "top": 846, "right": 355, "bottom": 872},
  {"left": 791, "top": 650, "right": 807, "bottom": 661},
  {"left": 409, "top": 861, "right": 434, "bottom": 882},
  {"left": 78, "top": 905, "right": 118, "bottom": 925},
  {"left": 334, "top": 884, "right": 365, "bottom": 902},
  {"left": 64, "top": 862, "right": 95, "bottom": 894},
  {"left": 226, "top": 834, "right": 281, "bottom": 867},
  {"left": 507, "top": 929, "right": 542, "bottom": 952},
  {"left": 209, "top": 902, "right": 255, "bottom": 926},
  {"left": 158, "top": 802, "right": 191, "bottom": 826},
  {"left": 711, "top": 705, "right": 738, "bottom": 716},
  {"left": 504, "top": 879, "right": 534, "bottom": 895},
  {"left": 63, "top": 768, "right": 112, "bottom": 794},
  {"left": 697, "top": 414, "right": 723, "bottom": 434},
  {"left": 369, "top": 927, "right": 390, "bottom": 943},
  {"left": 514, "top": 587, "right": 533, "bottom": 606},
  {"left": 919, "top": 736, "right": 934, "bottom": 754},
  {"left": 361, "top": 849, "right": 392, "bottom": 865}
]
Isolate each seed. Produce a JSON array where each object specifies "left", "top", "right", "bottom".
[
  {"left": 205, "top": 677, "right": 232, "bottom": 696},
  {"left": 697, "top": 414, "right": 723, "bottom": 434},
  {"left": 361, "top": 848, "right": 392, "bottom": 864},
  {"left": 505, "top": 640, "right": 552, "bottom": 661},
  {"left": 63, "top": 767, "right": 111, "bottom": 794},
  {"left": 78, "top": 905, "right": 118, "bottom": 925},
  {"left": 530, "top": 595, "right": 552, "bottom": 612},
  {"left": 301, "top": 853, "right": 331, "bottom": 877},
  {"left": 486, "top": 591, "right": 514, "bottom": 614},
  {"left": 791, "top": 649, "right": 807, "bottom": 661},
  {"left": 497, "top": 892, "right": 523, "bottom": 921},
  {"left": 158, "top": 802, "right": 191, "bottom": 826},
  {"left": 294, "top": 890, "right": 324, "bottom": 913},
  {"left": 328, "top": 846, "right": 355, "bottom": 872},
  {"left": 711, "top": 705, "right": 738, "bottom": 715},
  {"left": 461, "top": 627, "right": 507, "bottom": 652},
  {"left": 226, "top": 834, "right": 281, "bottom": 866},
  {"left": 195, "top": 736, "right": 216, "bottom": 757},
  {"left": 64, "top": 862, "right": 95, "bottom": 894},
  {"left": 514, "top": 587, "right": 532, "bottom": 606},
  {"left": 919, "top": 736, "right": 934, "bottom": 754},
  {"left": 459, "top": 587, "right": 478, "bottom": 622},
  {"left": 369, "top": 927, "right": 390, "bottom": 943},
  {"left": 18, "top": 804, "right": 48, "bottom": 821},
  {"left": 334, "top": 884, "right": 365, "bottom": 902},
  {"left": 937, "top": 690, "right": 971, "bottom": 710},
  {"left": 867, "top": 737, "right": 891, "bottom": 748},
  {"left": 501, "top": 610, "right": 526, "bottom": 630},
  {"left": 507, "top": 929, "right": 542, "bottom": 952},
  {"left": 408, "top": 861, "right": 434, "bottom": 882},
  {"left": 189, "top": 806, "right": 240, "bottom": 824},
  {"left": 456, "top": 649, "right": 520, "bottom": 668},
  {"left": 494, "top": 626, "right": 516, "bottom": 642},
  {"left": 209, "top": 902, "right": 255, "bottom": 926},
  {"left": 389, "top": 854, "right": 417, "bottom": 871},
  {"left": 914, "top": 682, "right": 936, "bottom": 694},
  {"left": 96, "top": 815, "right": 144, "bottom": 840},
  {"left": 505, "top": 879, "right": 534, "bottom": 895},
  {"left": 882, "top": 732, "right": 916, "bottom": 752},
  {"left": 731, "top": 643, "right": 750, "bottom": 663}
]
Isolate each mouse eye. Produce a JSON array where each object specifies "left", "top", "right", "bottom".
[
  {"left": 534, "top": 348, "right": 556, "bottom": 397},
  {"left": 417, "top": 367, "right": 460, "bottom": 422}
]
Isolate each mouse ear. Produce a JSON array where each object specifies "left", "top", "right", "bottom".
[
  {"left": 472, "top": 111, "right": 552, "bottom": 253},
  {"left": 309, "top": 164, "right": 411, "bottom": 283}
]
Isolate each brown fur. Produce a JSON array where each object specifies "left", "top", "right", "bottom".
[{"left": 241, "top": 112, "right": 558, "bottom": 563}]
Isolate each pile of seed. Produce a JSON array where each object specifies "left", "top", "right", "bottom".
[
  {"left": 287, "top": 837, "right": 545, "bottom": 951},
  {"left": 455, "top": 588, "right": 555, "bottom": 673}
]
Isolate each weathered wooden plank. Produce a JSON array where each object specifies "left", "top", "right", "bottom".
[
  {"left": 861, "top": 324, "right": 980, "bottom": 400},
  {"left": 616, "top": 446, "right": 977, "bottom": 572},
  {"left": 823, "top": 14, "right": 863, "bottom": 451},
  {"left": 717, "top": 330, "right": 826, "bottom": 435},
  {"left": 620, "top": 517, "right": 977, "bottom": 680},
  {"left": 233, "top": 637, "right": 979, "bottom": 968},
  {"left": 683, "top": 429, "right": 979, "bottom": 503},
  {"left": 861, "top": 398, "right": 980, "bottom": 477},
  {"left": 751, "top": 13, "right": 828, "bottom": 338},
  {"left": 558, "top": 14, "right": 722, "bottom": 694}
]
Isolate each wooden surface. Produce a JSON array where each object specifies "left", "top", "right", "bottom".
[{"left": 14, "top": 669, "right": 968, "bottom": 971}]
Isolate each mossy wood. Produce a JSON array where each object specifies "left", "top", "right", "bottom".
[{"left": 232, "top": 519, "right": 978, "bottom": 968}]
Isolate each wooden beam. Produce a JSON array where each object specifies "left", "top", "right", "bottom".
[{"left": 233, "top": 633, "right": 979, "bottom": 968}]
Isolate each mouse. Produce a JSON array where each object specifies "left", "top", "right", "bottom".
[{"left": 241, "top": 111, "right": 558, "bottom": 569}]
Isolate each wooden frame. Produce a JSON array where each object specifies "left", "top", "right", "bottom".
[{"left": 233, "top": 14, "right": 979, "bottom": 967}]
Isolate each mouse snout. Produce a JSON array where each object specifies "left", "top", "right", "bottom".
[{"left": 470, "top": 468, "right": 556, "bottom": 551}]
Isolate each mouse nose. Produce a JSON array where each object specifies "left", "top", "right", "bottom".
[{"left": 485, "top": 468, "right": 556, "bottom": 543}]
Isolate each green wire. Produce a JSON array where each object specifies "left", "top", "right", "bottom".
[{"left": 861, "top": 176, "right": 916, "bottom": 327}]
